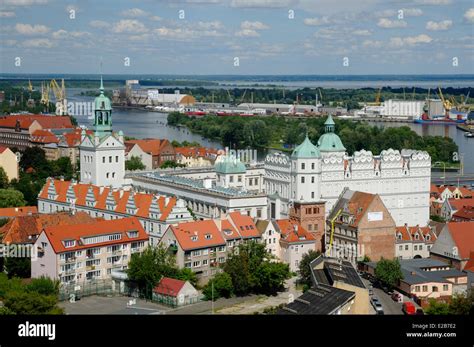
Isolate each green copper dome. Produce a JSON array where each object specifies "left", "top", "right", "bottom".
[
  {"left": 215, "top": 155, "right": 246, "bottom": 174},
  {"left": 94, "top": 77, "right": 112, "bottom": 111},
  {"left": 317, "top": 115, "right": 346, "bottom": 152},
  {"left": 291, "top": 135, "right": 321, "bottom": 159}
]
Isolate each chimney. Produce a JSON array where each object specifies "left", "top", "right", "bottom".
[{"left": 293, "top": 224, "right": 298, "bottom": 234}]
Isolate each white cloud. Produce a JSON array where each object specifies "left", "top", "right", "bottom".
[
  {"left": 235, "top": 29, "right": 260, "bottom": 37},
  {"left": 112, "top": 20, "right": 147, "bottom": 34},
  {"left": 353, "top": 29, "right": 372, "bottom": 36},
  {"left": 121, "top": 8, "right": 147, "bottom": 18},
  {"left": 426, "top": 20, "right": 452, "bottom": 31},
  {"left": 0, "top": 11, "right": 15, "bottom": 17},
  {"left": 363, "top": 40, "right": 383, "bottom": 48},
  {"left": 52, "top": 29, "right": 90, "bottom": 39},
  {"left": 22, "top": 38, "right": 55, "bottom": 48},
  {"left": 155, "top": 27, "right": 221, "bottom": 39},
  {"left": 402, "top": 8, "right": 423, "bottom": 17},
  {"left": 151, "top": 16, "right": 162, "bottom": 21},
  {"left": 304, "top": 17, "right": 331, "bottom": 26},
  {"left": 197, "top": 21, "right": 223, "bottom": 30},
  {"left": 15, "top": 23, "right": 49, "bottom": 35},
  {"left": 464, "top": 8, "right": 474, "bottom": 23},
  {"left": 231, "top": 0, "right": 292, "bottom": 8},
  {"left": 390, "top": 34, "right": 433, "bottom": 47},
  {"left": 2, "top": 0, "right": 47, "bottom": 5},
  {"left": 240, "top": 21, "right": 269, "bottom": 30},
  {"left": 89, "top": 20, "right": 109, "bottom": 28},
  {"left": 378, "top": 18, "right": 407, "bottom": 28}
]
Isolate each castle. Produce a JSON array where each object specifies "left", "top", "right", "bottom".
[{"left": 264, "top": 115, "right": 431, "bottom": 249}]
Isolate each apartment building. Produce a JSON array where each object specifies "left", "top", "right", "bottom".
[
  {"left": 37, "top": 178, "right": 192, "bottom": 244},
  {"left": 160, "top": 212, "right": 260, "bottom": 284},
  {"left": 32, "top": 217, "right": 148, "bottom": 285},
  {"left": 395, "top": 225, "right": 438, "bottom": 259},
  {"left": 256, "top": 220, "right": 281, "bottom": 258}
]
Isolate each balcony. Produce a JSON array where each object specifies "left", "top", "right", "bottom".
[
  {"left": 64, "top": 257, "right": 76, "bottom": 264},
  {"left": 130, "top": 248, "right": 140, "bottom": 254},
  {"left": 86, "top": 265, "right": 96, "bottom": 271},
  {"left": 112, "top": 249, "right": 122, "bottom": 255}
]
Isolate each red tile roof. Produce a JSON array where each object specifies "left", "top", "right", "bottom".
[
  {"left": 125, "top": 138, "right": 172, "bottom": 156},
  {"left": 464, "top": 252, "right": 474, "bottom": 272},
  {"left": 38, "top": 179, "right": 178, "bottom": 222},
  {"left": 452, "top": 206, "right": 474, "bottom": 221},
  {"left": 170, "top": 220, "right": 226, "bottom": 251},
  {"left": 0, "top": 211, "right": 97, "bottom": 244},
  {"left": 446, "top": 222, "right": 474, "bottom": 260},
  {"left": 276, "top": 219, "right": 315, "bottom": 244},
  {"left": 61, "top": 129, "right": 93, "bottom": 148},
  {"left": 447, "top": 198, "right": 474, "bottom": 211},
  {"left": 43, "top": 216, "right": 147, "bottom": 253},
  {"left": 395, "top": 225, "right": 437, "bottom": 243},
  {"left": 0, "top": 114, "right": 73, "bottom": 131},
  {"left": 153, "top": 277, "right": 186, "bottom": 297},
  {"left": 0, "top": 206, "right": 38, "bottom": 218},
  {"left": 0, "top": 146, "right": 9, "bottom": 154},
  {"left": 30, "top": 129, "right": 59, "bottom": 144},
  {"left": 168, "top": 212, "right": 259, "bottom": 250},
  {"left": 175, "top": 147, "right": 218, "bottom": 159}
]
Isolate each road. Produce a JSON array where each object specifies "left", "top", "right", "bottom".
[{"left": 362, "top": 278, "right": 403, "bottom": 315}]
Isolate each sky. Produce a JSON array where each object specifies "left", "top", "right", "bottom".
[{"left": 0, "top": 0, "right": 473, "bottom": 75}]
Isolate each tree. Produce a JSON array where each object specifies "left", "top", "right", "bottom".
[
  {"left": 448, "top": 291, "right": 474, "bottom": 315},
  {"left": 0, "top": 167, "right": 9, "bottom": 189},
  {"left": 127, "top": 245, "right": 178, "bottom": 297},
  {"left": 0, "top": 189, "right": 26, "bottom": 208},
  {"left": 202, "top": 272, "right": 233, "bottom": 301},
  {"left": 26, "top": 277, "right": 59, "bottom": 296},
  {"left": 298, "top": 250, "right": 321, "bottom": 286},
  {"left": 19, "top": 146, "right": 49, "bottom": 176},
  {"left": 425, "top": 299, "right": 450, "bottom": 315},
  {"left": 4, "top": 291, "right": 63, "bottom": 315},
  {"left": 160, "top": 160, "right": 185, "bottom": 169},
  {"left": 174, "top": 268, "right": 198, "bottom": 287},
  {"left": 4, "top": 257, "right": 31, "bottom": 278},
  {"left": 125, "top": 156, "right": 145, "bottom": 171},
  {"left": 222, "top": 242, "right": 290, "bottom": 296},
  {"left": 50, "top": 157, "right": 73, "bottom": 180},
  {"left": 374, "top": 258, "right": 403, "bottom": 289}
]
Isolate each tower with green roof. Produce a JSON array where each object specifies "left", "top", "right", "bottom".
[
  {"left": 79, "top": 78, "right": 125, "bottom": 189},
  {"left": 215, "top": 153, "right": 247, "bottom": 189},
  {"left": 317, "top": 115, "right": 346, "bottom": 154},
  {"left": 290, "top": 133, "right": 322, "bottom": 203}
]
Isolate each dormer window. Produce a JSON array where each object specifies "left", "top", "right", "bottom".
[
  {"left": 191, "top": 235, "right": 198, "bottom": 241},
  {"left": 127, "top": 230, "right": 139, "bottom": 238},
  {"left": 205, "top": 234, "right": 212, "bottom": 240},
  {"left": 414, "top": 234, "right": 419, "bottom": 240},
  {"left": 425, "top": 235, "right": 430, "bottom": 241},
  {"left": 397, "top": 233, "right": 402, "bottom": 240},
  {"left": 64, "top": 240, "right": 76, "bottom": 248}
]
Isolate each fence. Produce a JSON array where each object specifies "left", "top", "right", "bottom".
[{"left": 58, "top": 279, "right": 115, "bottom": 301}]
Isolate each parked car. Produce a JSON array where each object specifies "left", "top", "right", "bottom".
[
  {"left": 402, "top": 302, "right": 417, "bottom": 315},
  {"left": 415, "top": 308, "right": 424, "bottom": 315},
  {"left": 369, "top": 289, "right": 374, "bottom": 296},
  {"left": 391, "top": 292, "right": 403, "bottom": 302},
  {"left": 371, "top": 299, "right": 384, "bottom": 315}
]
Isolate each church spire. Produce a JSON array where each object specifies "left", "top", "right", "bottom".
[{"left": 99, "top": 75, "right": 104, "bottom": 95}]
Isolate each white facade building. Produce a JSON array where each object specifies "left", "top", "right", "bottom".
[
  {"left": 80, "top": 78, "right": 125, "bottom": 189},
  {"left": 265, "top": 115, "right": 431, "bottom": 227}
]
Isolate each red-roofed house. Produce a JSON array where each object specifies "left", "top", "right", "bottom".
[
  {"left": 395, "top": 225, "right": 438, "bottom": 259},
  {"left": 275, "top": 219, "right": 316, "bottom": 271},
  {"left": 430, "top": 221, "right": 474, "bottom": 271},
  {"left": 0, "top": 114, "right": 73, "bottom": 150},
  {"left": 152, "top": 277, "right": 199, "bottom": 307},
  {"left": 175, "top": 147, "right": 219, "bottom": 167},
  {"left": 160, "top": 212, "right": 260, "bottom": 284},
  {"left": 451, "top": 206, "right": 474, "bottom": 222},
  {"left": 31, "top": 217, "right": 148, "bottom": 285},
  {"left": 441, "top": 198, "right": 474, "bottom": 221},
  {"left": 0, "top": 146, "right": 18, "bottom": 181},
  {"left": 37, "top": 178, "right": 192, "bottom": 245},
  {"left": 326, "top": 189, "right": 396, "bottom": 265},
  {"left": 58, "top": 128, "right": 94, "bottom": 166},
  {"left": 125, "top": 138, "right": 176, "bottom": 169}
]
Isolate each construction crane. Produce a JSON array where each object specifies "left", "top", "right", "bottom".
[
  {"left": 40, "top": 81, "right": 49, "bottom": 105},
  {"left": 326, "top": 208, "right": 343, "bottom": 257},
  {"left": 366, "top": 87, "right": 382, "bottom": 106},
  {"left": 49, "top": 79, "right": 68, "bottom": 115},
  {"left": 438, "top": 87, "right": 452, "bottom": 112},
  {"left": 240, "top": 89, "right": 247, "bottom": 104},
  {"left": 28, "top": 80, "right": 33, "bottom": 93}
]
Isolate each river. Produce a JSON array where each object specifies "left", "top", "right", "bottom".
[{"left": 68, "top": 89, "right": 473, "bottom": 174}]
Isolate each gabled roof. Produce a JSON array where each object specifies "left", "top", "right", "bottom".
[
  {"left": 446, "top": 198, "right": 474, "bottom": 212},
  {"left": 43, "top": 216, "right": 147, "bottom": 253},
  {"left": 446, "top": 222, "right": 474, "bottom": 260},
  {"left": 170, "top": 220, "right": 226, "bottom": 251},
  {"left": 38, "top": 179, "right": 181, "bottom": 222},
  {"left": 228, "top": 211, "right": 259, "bottom": 239},
  {"left": 175, "top": 147, "right": 219, "bottom": 159},
  {"left": 30, "top": 129, "right": 59, "bottom": 144},
  {"left": 125, "top": 138, "right": 172, "bottom": 156},
  {"left": 153, "top": 277, "right": 187, "bottom": 297},
  {"left": 329, "top": 189, "right": 378, "bottom": 228},
  {"left": 452, "top": 206, "right": 474, "bottom": 220},
  {"left": 276, "top": 219, "right": 315, "bottom": 244},
  {"left": 0, "top": 211, "right": 97, "bottom": 244},
  {"left": 0, "top": 114, "right": 73, "bottom": 130},
  {"left": 395, "top": 225, "right": 437, "bottom": 244}
]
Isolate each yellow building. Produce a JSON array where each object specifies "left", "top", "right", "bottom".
[{"left": 0, "top": 146, "right": 19, "bottom": 181}]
